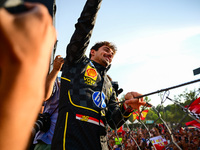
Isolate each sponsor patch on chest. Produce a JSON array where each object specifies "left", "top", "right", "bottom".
[
  {"left": 84, "top": 65, "right": 97, "bottom": 85},
  {"left": 92, "top": 91, "right": 106, "bottom": 108}
]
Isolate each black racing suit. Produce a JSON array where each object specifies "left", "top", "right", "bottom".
[{"left": 51, "top": 0, "right": 132, "bottom": 149}]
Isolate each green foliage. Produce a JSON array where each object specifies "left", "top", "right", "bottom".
[
  {"left": 122, "top": 88, "right": 200, "bottom": 126},
  {"left": 144, "top": 88, "right": 200, "bottom": 126},
  {"left": 144, "top": 96, "right": 151, "bottom": 103},
  {"left": 146, "top": 108, "right": 158, "bottom": 121},
  {"left": 174, "top": 88, "right": 198, "bottom": 103},
  {"left": 118, "top": 94, "right": 125, "bottom": 102}
]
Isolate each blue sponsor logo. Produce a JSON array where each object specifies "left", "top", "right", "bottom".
[{"left": 92, "top": 91, "right": 106, "bottom": 108}]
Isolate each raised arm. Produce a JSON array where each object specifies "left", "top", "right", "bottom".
[
  {"left": 66, "top": 0, "right": 102, "bottom": 64},
  {"left": 45, "top": 55, "right": 64, "bottom": 101}
]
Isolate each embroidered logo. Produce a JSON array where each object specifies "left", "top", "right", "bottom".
[
  {"left": 92, "top": 91, "right": 106, "bottom": 108},
  {"left": 84, "top": 65, "right": 97, "bottom": 85},
  {"left": 80, "top": 115, "right": 89, "bottom": 122},
  {"left": 76, "top": 114, "right": 105, "bottom": 127},
  {"left": 85, "top": 65, "right": 97, "bottom": 79}
]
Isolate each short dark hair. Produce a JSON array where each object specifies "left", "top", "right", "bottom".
[{"left": 89, "top": 41, "right": 117, "bottom": 58}]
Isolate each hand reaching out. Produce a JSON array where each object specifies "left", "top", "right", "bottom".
[{"left": 124, "top": 92, "right": 151, "bottom": 113}]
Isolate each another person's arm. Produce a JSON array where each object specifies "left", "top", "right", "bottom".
[
  {"left": 0, "top": 3, "right": 56, "bottom": 150},
  {"left": 45, "top": 55, "right": 64, "bottom": 101}
]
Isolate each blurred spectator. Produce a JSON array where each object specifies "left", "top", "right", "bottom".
[
  {"left": 33, "top": 55, "right": 64, "bottom": 150},
  {"left": 0, "top": 2, "right": 56, "bottom": 150}
]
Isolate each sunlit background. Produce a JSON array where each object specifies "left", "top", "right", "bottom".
[{"left": 54, "top": 0, "right": 200, "bottom": 106}]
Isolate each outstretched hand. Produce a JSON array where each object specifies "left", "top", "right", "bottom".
[{"left": 124, "top": 92, "right": 151, "bottom": 113}]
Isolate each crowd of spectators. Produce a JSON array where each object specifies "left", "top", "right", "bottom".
[{"left": 106, "top": 124, "right": 200, "bottom": 150}]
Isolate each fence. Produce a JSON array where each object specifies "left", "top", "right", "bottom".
[{"left": 106, "top": 79, "right": 200, "bottom": 150}]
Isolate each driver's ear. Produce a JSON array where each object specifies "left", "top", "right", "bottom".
[{"left": 90, "top": 49, "right": 95, "bottom": 57}]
